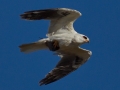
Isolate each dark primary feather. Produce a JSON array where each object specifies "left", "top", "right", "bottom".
[
  {"left": 20, "top": 8, "right": 70, "bottom": 20},
  {"left": 39, "top": 55, "right": 83, "bottom": 86}
]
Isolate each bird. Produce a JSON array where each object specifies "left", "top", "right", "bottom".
[{"left": 19, "top": 8, "right": 92, "bottom": 86}]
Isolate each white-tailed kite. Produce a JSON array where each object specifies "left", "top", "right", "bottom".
[{"left": 19, "top": 8, "right": 92, "bottom": 86}]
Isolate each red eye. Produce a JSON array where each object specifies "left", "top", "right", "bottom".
[{"left": 83, "top": 36, "right": 87, "bottom": 39}]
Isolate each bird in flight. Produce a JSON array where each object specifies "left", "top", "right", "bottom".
[{"left": 19, "top": 8, "right": 92, "bottom": 86}]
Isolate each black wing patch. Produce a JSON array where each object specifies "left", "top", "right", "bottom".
[{"left": 39, "top": 56, "right": 83, "bottom": 86}]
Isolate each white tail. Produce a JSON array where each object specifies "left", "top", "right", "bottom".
[{"left": 19, "top": 38, "right": 49, "bottom": 53}]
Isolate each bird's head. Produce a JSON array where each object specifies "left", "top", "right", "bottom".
[{"left": 74, "top": 34, "right": 90, "bottom": 45}]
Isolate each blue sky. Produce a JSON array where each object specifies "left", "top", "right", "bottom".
[{"left": 0, "top": 0, "right": 120, "bottom": 90}]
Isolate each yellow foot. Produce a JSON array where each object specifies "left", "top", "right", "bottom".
[
  {"left": 53, "top": 40, "right": 59, "bottom": 48},
  {"left": 45, "top": 40, "right": 60, "bottom": 51}
]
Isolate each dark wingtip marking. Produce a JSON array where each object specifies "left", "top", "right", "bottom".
[{"left": 20, "top": 12, "right": 42, "bottom": 20}]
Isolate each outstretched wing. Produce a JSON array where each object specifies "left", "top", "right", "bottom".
[
  {"left": 20, "top": 8, "right": 82, "bottom": 36},
  {"left": 39, "top": 55, "right": 85, "bottom": 86},
  {"left": 39, "top": 47, "right": 92, "bottom": 85}
]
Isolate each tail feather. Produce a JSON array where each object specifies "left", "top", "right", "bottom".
[{"left": 19, "top": 38, "right": 49, "bottom": 53}]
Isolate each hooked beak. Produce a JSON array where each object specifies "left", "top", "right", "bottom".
[{"left": 85, "top": 40, "right": 90, "bottom": 43}]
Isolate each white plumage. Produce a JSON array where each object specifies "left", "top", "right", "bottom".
[{"left": 19, "top": 8, "right": 92, "bottom": 85}]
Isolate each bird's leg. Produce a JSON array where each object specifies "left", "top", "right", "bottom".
[
  {"left": 53, "top": 40, "right": 59, "bottom": 48},
  {"left": 45, "top": 40, "right": 60, "bottom": 51}
]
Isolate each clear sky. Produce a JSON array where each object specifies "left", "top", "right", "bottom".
[{"left": 0, "top": 0, "right": 120, "bottom": 90}]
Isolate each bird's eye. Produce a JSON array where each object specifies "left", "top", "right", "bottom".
[{"left": 83, "top": 36, "right": 87, "bottom": 39}]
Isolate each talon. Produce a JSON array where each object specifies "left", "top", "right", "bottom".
[
  {"left": 53, "top": 40, "right": 59, "bottom": 48},
  {"left": 45, "top": 40, "right": 60, "bottom": 51}
]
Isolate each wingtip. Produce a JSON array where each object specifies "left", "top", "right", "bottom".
[
  {"left": 39, "top": 80, "right": 47, "bottom": 86},
  {"left": 20, "top": 13, "right": 33, "bottom": 20},
  {"left": 39, "top": 78, "right": 45, "bottom": 86},
  {"left": 39, "top": 82, "right": 44, "bottom": 86}
]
